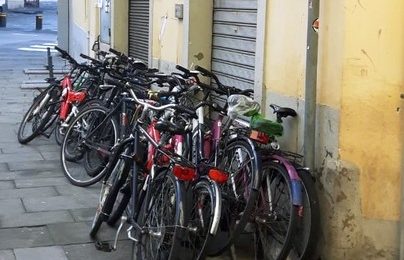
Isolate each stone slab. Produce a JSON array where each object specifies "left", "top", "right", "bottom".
[
  {"left": 0, "top": 181, "right": 14, "bottom": 190},
  {"left": 23, "top": 195, "right": 97, "bottom": 212},
  {"left": 0, "top": 210, "right": 74, "bottom": 228},
  {"left": 0, "top": 250, "right": 16, "bottom": 260},
  {"left": 55, "top": 185, "right": 100, "bottom": 199},
  {"left": 8, "top": 160, "right": 60, "bottom": 172},
  {"left": 48, "top": 222, "right": 128, "bottom": 246},
  {"left": 0, "top": 226, "right": 54, "bottom": 250},
  {"left": 63, "top": 241, "right": 132, "bottom": 260},
  {"left": 0, "top": 187, "right": 57, "bottom": 199},
  {"left": 0, "top": 153, "right": 44, "bottom": 163},
  {"left": 14, "top": 246, "right": 68, "bottom": 260},
  {"left": 14, "top": 177, "right": 68, "bottom": 188},
  {"left": 69, "top": 208, "right": 97, "bottom": 222},
  {"left": 0, "top": 199, "right": 25, "bottom": 215}
]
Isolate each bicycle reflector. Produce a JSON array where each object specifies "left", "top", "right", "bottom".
[
  {"left": 208, "top": 168, "right": 229, "bottom": 184},
  {"left": 172, "top": 164, "right": 196, "bottom": 181},
  {"left": 249, "top": 130, "right": 270, "bottom": 144}
]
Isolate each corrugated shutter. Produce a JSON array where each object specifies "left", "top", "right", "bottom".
[
  {"left": 212, "top": 0, "right": 257, "bottom": 90},
  {"left": 128, "top": 0, "right": 150, "bottom": 64}
]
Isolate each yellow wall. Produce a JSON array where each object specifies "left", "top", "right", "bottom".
[
  {"left": 339, "top": 0, "right": 404, "bottom": 220},
  {"left": 152, "top": 0, "right": 184, "bottom": 65},
  {"left": 88, "top": 0, "right": 100, "bottom": 55},
  {"left": 187, "top": 0, "right": 213, "bottom": 69},
  {"left": 112, "top": 0, "right": 128, "bottom": 53},
  {"left": 71, "top": 0, "right": 89, "bottom": 30},
  {"left": 264, "top": 0, "right": 307, "bottom": 99}
]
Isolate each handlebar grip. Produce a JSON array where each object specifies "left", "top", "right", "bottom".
[
  {"left": 194, "top": 65, "right": 212, "bottom": 77},
  {"left": 54, "top": 46, "right": 67, "bottom": 55},
  {"left": 104, "top": 78, "right": 126, "bottom": 89},
  {"left": 176, "top": 105, "right": 197, "bottom": 119},
  {"left": 109, "top": 48, "right": 122, "bottom": 56},
  {"left": 80, "top": 53, "right": 101, "bottom": 64},
  {"left": 175, "top": 65, "right": 190, "bottom": 74}
]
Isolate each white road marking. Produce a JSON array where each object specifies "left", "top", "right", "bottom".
[{"left": 18, "top": 47, "right": 57, "bottom": 52}]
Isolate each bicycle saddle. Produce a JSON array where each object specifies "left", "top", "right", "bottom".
[{"left": 270, "top": 104, "right": 297, "bottom": 123}]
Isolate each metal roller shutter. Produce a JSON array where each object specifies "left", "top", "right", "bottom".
[
  {"left": 212, "top": 0, "right": 257, "bottom": 90},
  {"left": 128, "top": 0, "right": 150, "bottom": 63}
]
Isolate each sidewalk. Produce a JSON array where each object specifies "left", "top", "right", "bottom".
[{"left": 0, "top": 5, "right": 131, "bottom": 260}]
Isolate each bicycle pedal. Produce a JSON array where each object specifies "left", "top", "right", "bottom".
[{"left": 94, "top": 241, "right": 114, "bottom": 252}]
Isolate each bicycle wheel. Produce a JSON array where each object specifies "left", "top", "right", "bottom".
[
  {"left": 134, "top": 172, "right": 185, "bottom": 260},
  {"left": 207, "top": 139, "right": 260, "bottom": 256},
  {"left": 254, "top": 162, "right": 297, "bottom": 260},
  {"left": 90, "top": 155, "right": 131, "bottom": 237},
  {"left": 289, "top": 169, "right": 320, "bottom": 260},
  {"left": 180, "top": 179, "right": 216, "bottom": 260},
  {"left": 18, "top": 86, "right": 58, "bottom": 144},
  {"left": 61, "top": 106, "right": 118, "bottom": 186}
]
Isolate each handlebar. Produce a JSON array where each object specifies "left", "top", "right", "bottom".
[
  {"left": 80, "top": 53, "right": 102, "bottom": 65},
  {"left": 128, "top": 88, "right": 197, "bottom": 118},
  {"left": 54, "top": 46, "right": 77, "bottom": 66},
  {"left": 194, "top": 65, "right": 253, "bottom": 97}
]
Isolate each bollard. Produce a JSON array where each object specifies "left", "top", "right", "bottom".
[
  {"left": 0, "top": 12, "right": 6, "bottom": 28},
  {"left": 35, "top": 14, "right": 42, "bottom": 30}
]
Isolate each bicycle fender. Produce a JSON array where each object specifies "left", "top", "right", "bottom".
[{"left": 272, "top": 154, "right": 303, "bottom": 206}]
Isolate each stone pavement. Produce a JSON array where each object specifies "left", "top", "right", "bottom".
[{"left": 0, "top": 4, "right": 132, "bottom": 260}]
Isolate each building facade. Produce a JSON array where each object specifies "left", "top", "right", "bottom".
[{"left": 60, "top": 0, "right": 404, "bottom": 258}]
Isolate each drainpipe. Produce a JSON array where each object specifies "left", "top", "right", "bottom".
[{"left": 303, "top": 0, "right": 320, "bottom": 170}]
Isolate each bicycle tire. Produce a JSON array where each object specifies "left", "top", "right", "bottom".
[
  {"left": 61, "top": 106, "right": 118, "bottom": 187},
  {"left": 254, "top": 162, "right": 298, "bottom": 260},
  {"left": 18, "top": 86, "right": 58, "bottom": 144},
  {"left": 289, "top": 169, "right": 320, "bottom": 260},
  {"left": 181, "top": 178, "right": 217, "bottom": 260},
  {"left": 207, "top": 138, "right": 260, "bottom": 256},
  {"left": 133, "top": 172, "right": 185, "bottom": 260}
]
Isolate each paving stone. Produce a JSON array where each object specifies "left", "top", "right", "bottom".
[
  {"left": 47, "top": 222, "right": 93, "bottom": 245},
  {"left": 0, "top": 181, "right": 14, "bottom": 190},
  {"left": 48, "top": 222, "right": 128, "bottom": 246},
  {"left": 0, "top": 226, "right": 54, "bottom": 250},
  {"left": 55, "top": 185, "right": 100, "bottom": 199},
  {"left": 0, "top": 171, "right": 64, "bottom": 181},
  {"left": 0, "top": 172, "right": 16, "bottom": 181},
  {"left": 69, "top": 208, "right": 97, "bottom": 222},
  {"left": 64, "top": 241, "right": 132, "bottom": 260},
  {"left": 1, "top": 145, "right": 59, "bottom": 154},
  {"left": 0, "top": 153, "right": 44, "bottom": 163},
  {"left": 8, "top": 160, "right": 60, "bottom": 172},
  {"left": 0, "top": 210, "right": 74, "bottom": 228},
  {"left": 14, "top": 246, "right": 68, "bottom": 260},
  {"left": 0, "top": 199, "right": 25, "bottom": 215},
  {"left": 23, "top": 196, "right": 97, "bottom": 212},
  {"left": 14, "top": 170, "right": 64, "bottom": 179},
  {"left": 0, "top": 163, "right": 8, "bottom": 172},
  {"left": 39, "top": 151, "right": 61, "bottom": 161},
  {"left": 14, "top": 177, "right": 68, "bottom": 188},
  {"left": 0, "top": 250, "right": 16, "bottom": 260},
  {"left": 0, "top": 187, "right": 57, "bottom": 199}
]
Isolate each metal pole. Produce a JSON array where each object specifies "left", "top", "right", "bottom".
[
  {"left": 400, "top": 93, "right": 404, "bottom": 259},
  {"left": 46, "top": 47, "right": 55, "bottom": 83},
  {"left": 303, "top": 0, "right": 320, "bottom": 170}
]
